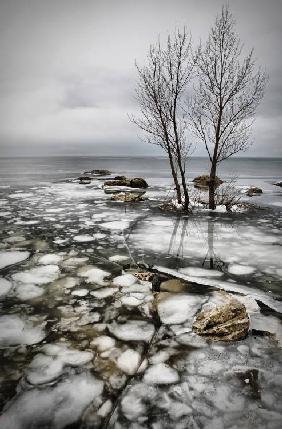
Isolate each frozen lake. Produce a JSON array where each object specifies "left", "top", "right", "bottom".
[{"left": 0, "top": 157, "right": 281, "bottom": 428}]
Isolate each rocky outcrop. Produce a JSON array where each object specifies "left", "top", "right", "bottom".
[
  {"left": 78, "top": 176, "right": 92, "bottom": 184},
  {"left": 273, "top": 181, "right": 282, "bottom": 188},
  {"left": 83, "top": 169, "right": 111, "bottom": 176},
  {"left": 193, "top": 175, "right": 223, "bottom": 189},
  {"left": 111, "top": 193, "right": 144, "bottom": 202},
  {"left": 192, "top": 297, "right": 249, "bottom": 341},
  {"left": 246, "top": 186, "right": 263, "bottom": 196},
  {"left": 104, "top": 177, "right": 148, "bottom": 189}
]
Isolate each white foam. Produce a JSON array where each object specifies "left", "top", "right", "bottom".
[
  {"left": 0, "top": 251, "right": 30, "bottom": 269},
  {"left": 144, "top": 363, "right": 179, "bottom": 384}
]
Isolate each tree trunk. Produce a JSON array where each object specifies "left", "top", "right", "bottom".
[
  {"left": 209, "top": 161, "right": 217, "bottom": 210},
  {"left": 168, "top": 150, "right": 182, "bottom": 204},
  {"left": 178, "top": 161, "right": 189, "bottom": 211}
]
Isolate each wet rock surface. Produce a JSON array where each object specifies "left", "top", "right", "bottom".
[
  {"left": 193, "top": 174, "right": 224, "bottom": 189},
  {"left": 192, "top": 296, "right": 250, "bottom": 341}
]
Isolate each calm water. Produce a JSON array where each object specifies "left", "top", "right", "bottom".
[{"left": 0, "top": 156, "right": 281, "bottom": 186}]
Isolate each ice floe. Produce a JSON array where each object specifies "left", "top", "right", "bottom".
[
  {"left": 144, "top": 363, "right": 179, "bottom": 385},
  {"left": 0, "top": 315, "right": 45, "bottom": 346},
  {"left": 12, "top": 264, "right": 60, "bottom": 285},
  {"left": 26, "top": 343, "right": 94, "bottom": 384},
  {"left": 113, "top": 273, "right": 137, "bottom": 287},
  {"left": 116, "top": 349, "right": 142, "bottom": 374},
  {"left": 38, "top": 253, "right": 63, "bottom": 265},
  {"left": 109, "top": 320, "right": 155, "bottom": 342},
  {"left": 0, "top": 277, "right": 12, "bottom": 298},
  {"left": 73, "top": 235, "right": 95, "bottom": 242},
  {"left": 228, "top": 264, "right": 256, "bottom": 275},
  {"left": 91, "top": 336, "right": 116, "bottom": 352},
  {"left": 78, "top": 266, "right": 110, "bottom": 285},
  {"left": 0, "top": 251, "right": 30, "bottom": 269},
  {"left": 157, "top": 294, "right": 205, "bottom": 325},
  {"left": 0, "top": 373, "right": 103, "bottom": 429}
]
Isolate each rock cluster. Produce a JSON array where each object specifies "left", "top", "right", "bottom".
[
  {"left": 192, "top": 297, "right": 249, "bottom": 341},
  {"left": 246, "top": 186, "right": 263, "bottom": 196},
  {"left": 104, "top": 177, "right": 148, "bottom": 188}
]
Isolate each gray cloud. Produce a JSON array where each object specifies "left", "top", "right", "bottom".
[{"left": 0, "top": 0, "right": 281, "bottom": 157}]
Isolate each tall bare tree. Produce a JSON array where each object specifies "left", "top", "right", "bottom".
[
  {"left": 132, "top": 29, "right": 195, "bottom": 211},
  {"left": 190, "top": 6, "right": 267, "bottom": 209}
]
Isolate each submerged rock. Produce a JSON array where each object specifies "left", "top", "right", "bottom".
[
  {"left": 192, "top": 297, "right": 249, "bottom": 341},
  {"left": 246, "top": 186, "right": 263, "bottom": 196},
  {"left": 193, "top": 175, "right": 223, "bottom": 189},
  {"left": 160, "top": 278, "right": 188, "bottom": 293}
]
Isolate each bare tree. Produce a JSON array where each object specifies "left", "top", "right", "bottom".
[
  {"left": 190, "top": 5, "right": 267, "bottom": 209},
  {"left": 132, "top": 29, "right": 195, "bottom": 211}
]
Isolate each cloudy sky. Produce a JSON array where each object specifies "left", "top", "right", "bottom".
[{"left": 0, "top": 0, "right": 281, "bottom": 157}]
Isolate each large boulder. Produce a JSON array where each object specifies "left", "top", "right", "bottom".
[
  {"left": 192, "top": 297, "right": 249, "bottom": 341},
  {"left": 129, "top": 178, "right": 148, "bottom": 188},
  {"left": 246, "top": 186, "right": 263, "bottom": 197},
  {"left": 193, "top": 175, "right": 223, "bottom": 189},
  {"left": 273, "top": 181, "right": 282, "bottom": 188}
]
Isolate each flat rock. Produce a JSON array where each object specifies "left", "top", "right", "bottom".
[{"left": 160, "top": 278, "right": 188, "bottom": 293}]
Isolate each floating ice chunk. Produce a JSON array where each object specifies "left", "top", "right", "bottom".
[
  {"left": 113, "top": 274, "right": 137, "bottom": 287},
  {"left": 109, "top": 255, "right": 130, "bottom": 263},
  {"left": 12, "top": 265, "right": 60, "bottom": 285},
  {"left": 144, "top": 363, "right": 179, "bottom": 385},
  {"left": 101, "top": 220, "right": 130, "bottom": 231},
  {"left": 0, "top": 315, "right": 45, "bottom": 346},
  {"left": 0, "top": 373, "right": 103, "bottom": 429},
  {"left": 158, "top": 294, "right": 204, "bottom": 325},
  {"left": 16, "top": 284, "right": 44, "bottom": 301},
  {"left": 91, "top": 336, "right": 116, "bottom": 352},
  {"left": 0, "top": 251, "right": 30, "bottom": 269},
  {"left": 121, "top": 295, "right": 143, "bottom": 307},
  {"left": 0, "top": 277, "right": 12, "bottom": 298},
  {"left": 73, "top": 235, "right": 95, "bottom": 242},
  {"left": 179, "top": 267, "right": 223, "bottom": 278},
  {"left": 93, "top": 233, "right": 106, "bottom": 239},
  {"left": 117, "top": 349, "right": 141, "bottom": 375},
  {"left": 61, "top": 257, "right": 89, "bottom": 268},
  {"left": 149, "top": 350, "right": 171, "bottom": 365},
  {"left": 26, "top": 344, "right": 94, "bottom": 385},
  {"left": 90, "top": 287, "right": 117, "bottom": 299},
  {"left": 97, "top": 400, "right": 112, "bottom": 417},
  {"left": 78, "top": 266, "right": 110, "bottom": 285},
  {"left": 228, "top": 264, "right": 256, "bottom": 275},
  {"left": 38, "top": 254, "right": 62, "bottom": 265},
  {"left": 71, "top": 289, "right": 89, "bottom": 297},
  {"left": 109, "top": 320, "right": 155, "bottom": 342}
]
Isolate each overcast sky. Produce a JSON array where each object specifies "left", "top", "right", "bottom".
[{"left": 0, "top": 0, "right": 281, "bottom": 157}]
